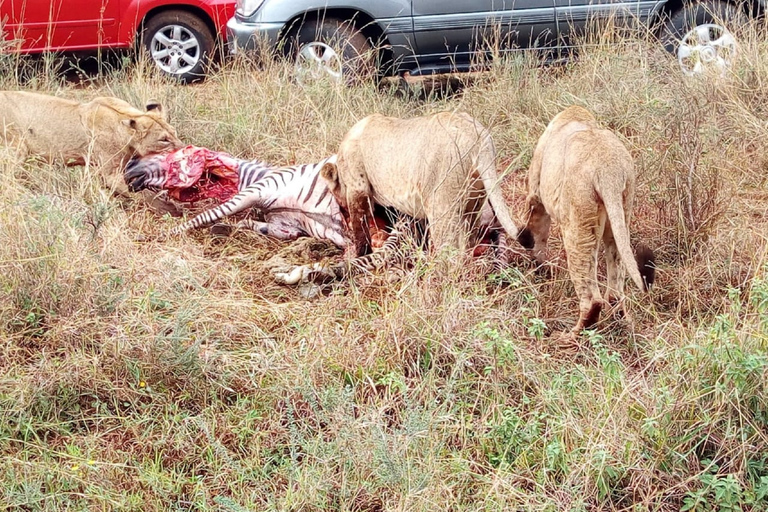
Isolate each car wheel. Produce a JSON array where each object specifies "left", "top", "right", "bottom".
[
  {"left": 289, "top": 18, "right": 375, "bottom": 84},
  {"left": 659, "top": 0, "right": 745, "bottom": 76},
  {"left": 142, "top": 10, "right": 215, "bottom": 83}
]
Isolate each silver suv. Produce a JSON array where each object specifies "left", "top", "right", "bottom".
[{"left": 228, "top": 0, "right": 754, "bottom": 80}]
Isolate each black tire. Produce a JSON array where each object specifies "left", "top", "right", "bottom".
[
  {"left": 287, "top": 17, "right": 375, "bottom": 83},
  {"left": 659, "top": 0, "right": 745, "bottom": 54},
  {"left": 142, "top": 10, "right": 215, "bottom": 83}
]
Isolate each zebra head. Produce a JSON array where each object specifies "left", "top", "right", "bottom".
[{"left": 124, "top": 153, "right": 169, "bottom": 192}]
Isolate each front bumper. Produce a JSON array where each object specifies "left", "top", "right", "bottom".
[{"left": 226, "top": 16, "right": 284, "bottom": 55}]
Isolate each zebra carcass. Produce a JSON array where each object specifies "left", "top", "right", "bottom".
[{"left": 125, "top": 146, "right": 354, "bottom": 249}]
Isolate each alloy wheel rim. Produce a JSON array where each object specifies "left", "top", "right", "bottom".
[
  {"left": 678, "top": 23, "right": 736, "bottom": 76},
  {"left": 295, "top": 42, "right": 343, "bottom": 83},
  {"left": 150, "top": 24, "right": 200, "bottom": 75}
]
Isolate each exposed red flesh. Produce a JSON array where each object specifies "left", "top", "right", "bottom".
[
  {"left": 160, "top": 146, "right": 241, "bottom": 203},
  {"left": 472, "top": 231, "right": 496, "bottom": 258},
  {"left": 368, "top": 215, "right": 389, "bottom": 250}
]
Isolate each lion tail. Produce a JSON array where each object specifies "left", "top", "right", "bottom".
[
  {"left": 476, "top": 135, "right": 520, "bottom": 241},
  {"left": 603, "top": 193, "right": 653, "bottom": 292}
]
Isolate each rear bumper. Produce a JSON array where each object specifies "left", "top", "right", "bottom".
[{"left": 226, "top": 17, "right": 283, "bottom": 55}]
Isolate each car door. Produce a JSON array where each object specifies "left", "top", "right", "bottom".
[
  {"left": 411, "top": 0, "right": 557, "bottom": 66},
  {"left": 1, "top": 0, "right": 120, "bottom": 52},
  {"left": 555, "top": 0, "right": 658, "bottom": 45}
]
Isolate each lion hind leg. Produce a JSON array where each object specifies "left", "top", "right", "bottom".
[
  {"left": 428, "top": 207, "right": 470, "bottom": 255},
  {"left": 563, "top": 211, "right": 605, "bottom": 334}
]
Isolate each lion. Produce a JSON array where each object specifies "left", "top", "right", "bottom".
[
  {"left": 0, "top": 90, "right": 182, "bottom": 211},
  {"left": 319, "top": 111, "right": 520, "bottom": 259},
  {"left": 518, "top": 105, "right": 655, "bottom": 337}
]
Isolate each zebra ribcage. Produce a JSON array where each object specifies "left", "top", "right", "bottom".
[{"left": 236, "top": 160, "right": 272, "bottom": 189}]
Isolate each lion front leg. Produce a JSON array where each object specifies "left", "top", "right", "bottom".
[
  {"left": 346, "top": 192, "right": 373, "bottom": 257},
  {"left": 101, "top": 165, "right": 132, "bottom": 197},
  {"left": 141, "top": 190, "right": 182, "bottom": 217}
]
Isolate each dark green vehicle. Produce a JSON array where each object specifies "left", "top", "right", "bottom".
[{"left": 228, "top": 0, "right": 755, "bottom": 80}]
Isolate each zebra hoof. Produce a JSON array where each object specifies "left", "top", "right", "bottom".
[
  {"left": 273, "top": 265, "right": 309, "bottom": 285},
  {"left": 134, "top": 233, "right": 166, "bottom": 243},
  {"left": 298, "top": 283, "right": 323, "bottom": 300},
  {"left": 210, "top": 224, "right": 234, "bottom": 237},
  {"left": 273, "top": 263, "right": 333, "bottom": 286}
]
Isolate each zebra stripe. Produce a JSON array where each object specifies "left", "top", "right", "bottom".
[
  {"left": 339, "top": 230, "right": 403, "bottom": 276},
  {"left": 169, "top": 187, "right": 258, "bottom": 235},
  {"left": 168, "top": 156, "right": 343, "bottom": 243},
  {"left": 274, "top": 228, "right": 405, "bottom": 285},
  {"left": 237, "top": 160, "right": 272, "bottom": 188}
]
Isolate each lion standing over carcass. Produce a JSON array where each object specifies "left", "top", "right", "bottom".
[
  {"left": 0, "top": 90, "right": 182, "bottom": 210},
  {"left": 319, "top": 111, "right": 521, "bottom": 259},
  {"left": 518, "top": 105, "right": 655, "bottom": 338}
]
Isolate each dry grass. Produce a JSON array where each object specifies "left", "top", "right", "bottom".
[{"left": 2, "top": 22, "right": 768, "bottom": 512}]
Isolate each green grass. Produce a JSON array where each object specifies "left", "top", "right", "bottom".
[{"left": 2, "top": 23, "right": 768, "bottom": 511}]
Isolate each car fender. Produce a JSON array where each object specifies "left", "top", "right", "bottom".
[
  {"left": 246, "top": 1, "right": 413, "bottom": 62},
  {"left": 250, "top": 1, "right": 411, "bottom": 24},
  {"left": 118, "top": 0, "right": 234, "bottom": 45}
]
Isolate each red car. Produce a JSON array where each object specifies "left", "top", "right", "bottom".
[{"left": 1, "top": 0, "right": 234, "bottom": 82}]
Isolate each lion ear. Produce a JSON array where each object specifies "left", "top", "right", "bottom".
[
  {"left": 320, "top": 160, "right": 339, "bottom": 188},
  {"left": 145, "top": 100, "right": 162, "bottom": 113},
  {"left": 122, "top": 118, "right": 138, "bottom": 130},
  {"left": 145, "top": 100, "right": 168, "bottom": 121}
]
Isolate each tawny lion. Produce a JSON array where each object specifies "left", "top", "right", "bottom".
[
  {"left": 1, "top": 90, "right": 182, "bottom": 212},
  {"left": 319, "top": 111, "right": 520, "bottom": 258},
  {"left": 518, "top": 105, "right": 655, "bottom": 336}
]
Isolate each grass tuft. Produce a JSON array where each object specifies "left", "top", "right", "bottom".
[{"left": 2, "top": 21, "right": 768, "bottom": 511}]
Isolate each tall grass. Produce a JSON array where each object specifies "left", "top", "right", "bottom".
[{"left": 2, "top": 21, "right": 768, "bottom": 511}]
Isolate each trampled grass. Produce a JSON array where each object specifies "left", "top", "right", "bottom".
[{"left": 2, "top": 22, "right": 768, "bottom": 511}]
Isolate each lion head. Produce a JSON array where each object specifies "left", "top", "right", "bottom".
[{"left": 121, "top": 100, "right": 183, "bottom": 158}]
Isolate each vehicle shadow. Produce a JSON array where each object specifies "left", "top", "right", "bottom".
[
  {"left": 4, "top": 51, "right": 130, "bottom": 88},
  {"left": 381, "top": 72, "right": 475, "bottom": 102}
]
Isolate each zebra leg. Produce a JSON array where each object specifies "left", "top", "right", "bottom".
[
  {"left": 273, "top": 231, "right": 403, "bottom": 286},
  {"left": 236, "top": 219, "right": 305, "bottom": 240},
  {"left": 273, "top": 261, "right": 337, "bottom": 285},
  {"left": 168, "top": 186, "right": 264, "bottom": 236}
]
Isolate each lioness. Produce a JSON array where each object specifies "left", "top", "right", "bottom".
[
  {"left": 0, "top": 90, "right": 182, "bottom": 207},
  {"left": 320, "top": 112, "right": 520, "bottom": 258},
  {"left": 518, "top": 106, "right": 655, "bottom": 337}
]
